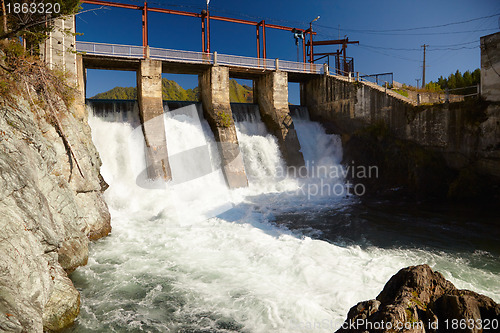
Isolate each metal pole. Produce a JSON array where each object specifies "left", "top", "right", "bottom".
[
  {"left": 262, "top": 20, "right": 266, "bottom": 59},
  {"left": 142, "top": 1, "right": 148, "bottom": 58},
  {"left": 309, "top": 22, "right": 313, "bottom": 63},
  {"left": 256, "top": 23, "right": 260, "bottom": 58},
  {"left": 302, "top": 37, "right": 306, "bottom": 63},
  {"left": 207, "top": 9, "right": 210, "bottom": 53},
  {"left": 421, "top": 44, "right": 428, "bottom": 88},
  {"left": 201, "top": 13, "right": 205, "bottom": 52},
  {"left": 342, "top": 40, "right": 347, "bottom": 75}
]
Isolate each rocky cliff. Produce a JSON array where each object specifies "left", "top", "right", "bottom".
[{"left": 0, "top": 54, "right": 111, "bottom": 331}]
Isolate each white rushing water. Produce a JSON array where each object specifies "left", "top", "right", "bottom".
[{"left": 74, "top": 103, "right": 500, "bottom": 332}]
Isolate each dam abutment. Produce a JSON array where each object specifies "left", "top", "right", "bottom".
[{"left": 303, "top": 73, "right": 500, "bottom": 197}]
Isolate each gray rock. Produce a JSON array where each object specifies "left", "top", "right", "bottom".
[
  {"left": 336, "top": 264, "right": 500, "bottom": 333},
  {"left": 0, "top": 78, "right": 110, "bottom": 331}
]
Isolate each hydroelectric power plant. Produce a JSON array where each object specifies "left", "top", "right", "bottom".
[{"left": 1, "top": 1, "right": 499, "bottom": 332}]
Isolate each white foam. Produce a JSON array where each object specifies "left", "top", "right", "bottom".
[{"left": 78, "top": 105, "right": 500, "bottom": 332}]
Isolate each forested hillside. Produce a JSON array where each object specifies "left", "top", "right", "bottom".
[
  {"left": 426, "top": 69, "right": 480, "bottom": 94},
  {"left": 92, "top": 78, "right": 253, "bottom": 103}
]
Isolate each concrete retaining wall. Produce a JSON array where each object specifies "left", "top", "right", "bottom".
[
  {"left": 303, "top": 74, "right": 500, "bottom": 180},
  {"left": 481, "top": 32, "right": 500, "bottom": 102}
]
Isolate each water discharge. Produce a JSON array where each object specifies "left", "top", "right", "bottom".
[{"left": 67, "top": 102, "right": 500, "bottom": 332}]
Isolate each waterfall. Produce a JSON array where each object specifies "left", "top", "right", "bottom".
[{"left": 72, "top": 100, "right": 500, "bottom": 333}]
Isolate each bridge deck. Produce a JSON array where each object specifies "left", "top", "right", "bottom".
[{"left": 77, "top": 41, "right": 323, "bottom": 81}]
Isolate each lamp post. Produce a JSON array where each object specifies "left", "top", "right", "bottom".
[
  {"left": 206, "top": 0, "right": 211, "bottom": 53},
  {"left": 309, "top": 15, "right": 320, "bottom": 63}
]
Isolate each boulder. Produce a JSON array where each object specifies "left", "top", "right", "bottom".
[{"left": 336, "top": 264, "right": 500, "bottom": 333}]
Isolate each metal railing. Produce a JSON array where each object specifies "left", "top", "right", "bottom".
[
  {"left": 76, "top": 41, "right": 326, "bottom": 74},
  {"left": 217, "top": 53, "right": 275, "bottom": 70},
  {"left": 445, "top": 85, "right": 480, "bottom": 98},
  {"left": 76, "top": 41, "right": 144, "bottom": 58},
  {"left": 280, "top": 59, "right": 321, "bottom": 74},
  {"left": 149, "top": 46, "right": 212, "bottom": 64}
]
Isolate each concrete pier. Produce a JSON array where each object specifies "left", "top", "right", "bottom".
[
  {"left": 137, "top": 59, "right": 173, "bottom": 181},
  {"left": 199, "top": 66, "right": 248, "bottom": 188},
  {"left": 75, "top": 55, "right": 87, "bottom": 121},
  {"left": 256, "top": 71, "right": 305, "bottom": 170}
]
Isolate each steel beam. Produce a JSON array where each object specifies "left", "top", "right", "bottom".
[
  {"left": 306, "top": 39, "right": 359, "bottom": 46},
  {"left": 262, "top": 21, "right": 266, "bottom": 59},
  {"left": 81, "top": 0, "right": 316, "bottom": 58},
  {"left": 256, "top": 24, "right": 260, "bottom": 58},
  {"left": 207, "top": 10, "right": 210, "bottom": 53},
  {"left": 81, "top": 0, "right": 141, "bottom": 10},
  {"left": 201, "top": 14, "right": 206, "bottom": 52},
  {"left": 148, "top": 7, "right": 201, "bottom": 18},
  {"left": 142, "top": 2, "right": 148, "bottom": 57}
]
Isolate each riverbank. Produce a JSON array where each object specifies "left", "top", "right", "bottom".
[{"left": 0, "top": 45, "right": 110, "bottom": 331}]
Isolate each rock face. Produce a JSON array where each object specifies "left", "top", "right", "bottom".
[
  {"left": 0, "top": 78, "right": 110, "bottom": 330},
  {"left": 336, "top": 264, "right": 500, "bottom": 333}
]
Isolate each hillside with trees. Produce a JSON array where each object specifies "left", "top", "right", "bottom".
[
  {"left": 0, "top": 0, "right": 80, "bottom": 51},
  {"left": 426, "top": 69, "right": 480, "bottom": 95},
  {"left": 92, "top": 78, "right": 253, "bottom": 103}
]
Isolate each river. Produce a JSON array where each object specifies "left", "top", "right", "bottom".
[{"left": 64, "top": 103, "right": 500, "bottom": 332}]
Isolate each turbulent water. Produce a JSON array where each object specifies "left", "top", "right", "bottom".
[{"left": 66, "top": 102, "right": 500, "bottom": 333}]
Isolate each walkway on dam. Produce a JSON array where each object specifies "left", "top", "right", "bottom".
[{"left": 76, "top": 41, "right": 325, "bottom": 81}]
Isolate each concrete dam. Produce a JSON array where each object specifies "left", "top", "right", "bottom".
[{"left": 86, "top": 99, "right": 313, "bottom": 189}]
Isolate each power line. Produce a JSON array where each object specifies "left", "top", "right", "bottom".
[
  {"left": 316, "top": 27, "right": 498, "bottom": 36},
  {"left": 321, "top": 13, "right": 500, "bottom": 33},
  {"left": 357, "top": 45, "right": 420, "bottom": 62},
  {"left": 357, "top": 43, "right": 479, "bottom": 52}
]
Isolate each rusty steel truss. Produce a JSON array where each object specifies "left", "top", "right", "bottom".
[{"left": 81, "top": 0, "right": 356, "bottom": 71}]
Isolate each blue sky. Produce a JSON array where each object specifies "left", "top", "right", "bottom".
[{"left": 77, "top": 0, "right": 500, "bottom": 103}]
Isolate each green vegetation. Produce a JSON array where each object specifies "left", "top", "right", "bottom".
[
  {"left": 423, "top": 82, "right": 442, "bottom": 93},
  {"left": 92, "top": 87, "right": 137, "bottom": 100},
  {"left": 0, "top": 39, "right": 76, "bottom": 109},
  {"left": 92, "top": 78, "right": 253, "bottom": 103},
  {"left": 217, "top": 110, "right": 233, "bottom": 127},
  {"left": 161, "top": 79, "right": 198, "bottom": 101},
  {"left": 229, "top": 79, "right": 253, "bottom": 103},
  {"left": 428, "top": 69, "right": 480, "bottom": 95},
  {"left": 393, "top": 89, "right": 409, "bottom": 97},
  {"left": 1, "top": 1, "right": 81, "bottom": 53}
]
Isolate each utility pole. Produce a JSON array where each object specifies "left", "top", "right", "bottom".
[{"left": 421, "top": 44, "right": 428, "bottom": 88}]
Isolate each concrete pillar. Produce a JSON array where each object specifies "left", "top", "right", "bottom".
[
  {"left": 199, "top": 66, "right": 248, "bottom": 188},
  {"left": 74, "top": 55, "right": 87, "bottom": 121},
  {"left": 481, "top": 32, "right": 500, "bottom": 102},
  {"left": 40, "top": 16, "right": 77, "bottom": 82},
  {"left": 256, "top": 70, "right": 305, "bottom": 170},
  {"left": 137, "top": 59, "right": 172, "bottom": 181}
]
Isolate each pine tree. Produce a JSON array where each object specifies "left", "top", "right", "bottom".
[{"left": 0, "top": 0, "right": 80, "bottom": 49}]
